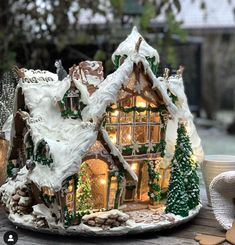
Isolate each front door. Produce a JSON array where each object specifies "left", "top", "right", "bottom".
[{"left": 85, "top": 159, "right": 108, "bottom": 209}]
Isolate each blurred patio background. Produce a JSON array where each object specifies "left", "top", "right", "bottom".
[{"left": 1, "top": 0, "right": 235, "bottom": 153}]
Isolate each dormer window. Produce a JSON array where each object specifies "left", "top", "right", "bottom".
[{"left": 59, "top": 81, "right": 82, "bottom": 119}]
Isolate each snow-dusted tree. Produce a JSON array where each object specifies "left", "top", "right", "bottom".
[
  {"left": 177, "top": 123, "right": 200, "bottom": 209},
  {"left": 165, "top": 122, "right": 200, "bottom": 216},
  {"left": 165, "top": 157, "right": 189, "bottom": 217}
]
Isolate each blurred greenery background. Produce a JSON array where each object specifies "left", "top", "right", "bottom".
[{"left": 2, "top": 0, "right": 235, "bottom": 127}]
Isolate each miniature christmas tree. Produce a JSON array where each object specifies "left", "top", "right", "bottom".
[
  {"left": 165, "top": 157, "right": 189, "bottom": 217},
  {"left": 177, "top": 123, "right": 200, "bottom": 209},
  {"left": 76, "top": 162, "right": 93, "bottom": 212},
  {"left": 165, "top": 122, "right": 200, "bottom": 216}
]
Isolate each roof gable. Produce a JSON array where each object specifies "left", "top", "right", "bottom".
[{"left": 112, "top": 26, "right": 160, "bottom": 66}]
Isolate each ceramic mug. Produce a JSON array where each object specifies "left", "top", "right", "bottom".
[{"left": 201, "top": 155, "right": 235, "bottom": 206}]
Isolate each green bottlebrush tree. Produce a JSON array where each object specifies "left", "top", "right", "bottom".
[
  {"left": 165, "top": 122, "right": 200, "bottom": 216},
  {"left": 76, "top": 162, "right": 93, "bottom": 212},
  {"left": 177, "top": 123, "right": 200, "bottom": 209},
  {"left": 165, "top": 157, "right": 189, "bottom": 217}
]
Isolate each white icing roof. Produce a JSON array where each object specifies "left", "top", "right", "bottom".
[
  {"left": 111, "top": 26, "right": 160, "bottom": 65},
  {"left": 82, "top": 54, "right": 178, "bottom": 122},
  {"left": 164, "top": 76, "right": 204, "bottom": 163},
  {"left": 8, "top": 71, "right": 137, "bottom": 191},
  {"left": 83, "top": 39, "right": 203, "bottom": 163}
]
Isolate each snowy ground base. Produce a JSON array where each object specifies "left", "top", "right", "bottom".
[{"left": 8, "top": 204, "right": 202, "bottom": 236}]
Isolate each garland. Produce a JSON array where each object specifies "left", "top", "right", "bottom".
[
  {"left": 119, "top": 139, "right": 166, "bottom": 157},
  {"left": 114, "top": 55, "right": 121, "bottom": 70},
  {"left": 167, "top": 89, "right": 178, "bottom": 104},
  {"left": 110, "top": 170, "right": 125, "bottom": 209},
  {"left": 146, "top": 56, "right": 158, "bottom": 75},
  {"left": 106, "top": 104, "right": 167, "bottom": 114},
  {"left": 35, "top": 141, "right": 53, "bottom": 166},
  {"left": 61, "top": 108, "right": 82, "bottom": 118},
  {"left": 146, "top": 160, "right": 161, "bottom": 203},
  {"left": 113, "top": 54, "right": 158, "bottom": 74},
  {"left": 25, "top": 135, "right": 53, "bottom": 167}
]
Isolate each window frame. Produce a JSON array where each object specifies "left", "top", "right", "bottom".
[{"left": 105, "top": 94, "right": 161, "bottom": 147}]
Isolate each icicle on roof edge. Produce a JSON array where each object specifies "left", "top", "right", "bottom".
[{"left": 111, "top": 26, "right": 160, "bottom": 65}]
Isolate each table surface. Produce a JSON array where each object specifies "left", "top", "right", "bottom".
[{"left": 0, "top": 188, "right": 228, "bottom": 245}]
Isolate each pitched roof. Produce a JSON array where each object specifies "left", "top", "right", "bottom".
[
  {"left": 111, "top": 26, "right": 160, "bottom": 65},
  {"left": 8, "top": 70, "right": 137, "bottom": 191},
  {"left": 82, "top": 45, "right": 177, "bottom": 122}
]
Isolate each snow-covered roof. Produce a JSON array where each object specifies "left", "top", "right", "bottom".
[
  {"left": 82, "top": 60, "right": 203, "bottom": 163},
  {"left": 82, "top": 53, "right": 178, "bottom": 121},
  {"left": 164, "top": 75, "right": 204, "bottom": 163},
  {"left": 111, "top": 26, "right": 160, "bottom": 65},
  {"left": 82, "top": 27, "right": 203, "bottom": 163},
  {"left": 8, "top": 69, "right": 137, "bottom": 191}
]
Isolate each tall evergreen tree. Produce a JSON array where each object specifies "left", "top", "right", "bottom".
[
  {"left": 165, "top": 157, "right": 189, "bottom": 217},
  {"left": 165, "top": 122, "right": 200, "bottom": 216},
  {"left": 177, "top": 123, "right": 200, "bottom": 209}
]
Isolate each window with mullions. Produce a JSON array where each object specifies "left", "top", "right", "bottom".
[
  {"left": 106, "top": 95, "right": 161, "bottom": 146},
  {"left": 59, "top": 81, "right": 82, "bottom": 118}
]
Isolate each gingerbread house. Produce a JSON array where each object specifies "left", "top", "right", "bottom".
[{"left": 0, "top": 27, "right": 203, "bottom": 235}]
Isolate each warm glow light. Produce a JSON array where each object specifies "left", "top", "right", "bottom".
[
  {"left": 137, "top": 101, "right": 146, "bottom": 107},
  {"left": 42, "top": 187, "right": 55, "bottom": 196},
  {"left": 110, "top": 134, "right": 117, "bottom": 144},
  {"left": 112, "top": 110, "right": 119, "bottom": 116},
  {"left": 131, "top": 163, "right": 138, "bottom": 171},
  {"left": 68, "top": 185, "right": 73, "bottom": 192},
  {"left": 100, "top": 179, "right": 106, "bottom": 185},
  {"left": 127, "top": 134, "right": 131, "bottom": 140}
]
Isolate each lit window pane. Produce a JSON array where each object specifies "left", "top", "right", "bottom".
[
  {"left": 135, "top": 111, "right": 147, "bottom": 123},
  {"left": 136, "top": 96, "right": 147, "bottom": 108},
  {"left": 120, "top": 111, "right": 133, "bottom": 123},
  {"left": 108, "top": 111, "right": 119, "bottom": 123},
  {"left": 150, "top": 125, "right": 160, "bottom": 143},
  {"left": 134, "top": 125, "right": 147, "bottom": 143},
  {"left": 120, "top": 126, "right": 132, "bottom": 145},
  {"left": 150, "top": 112, "right": 160, "bottom": 123},
  {"left": 106, "top": 125, "right": 117, "bottom": 144}
]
